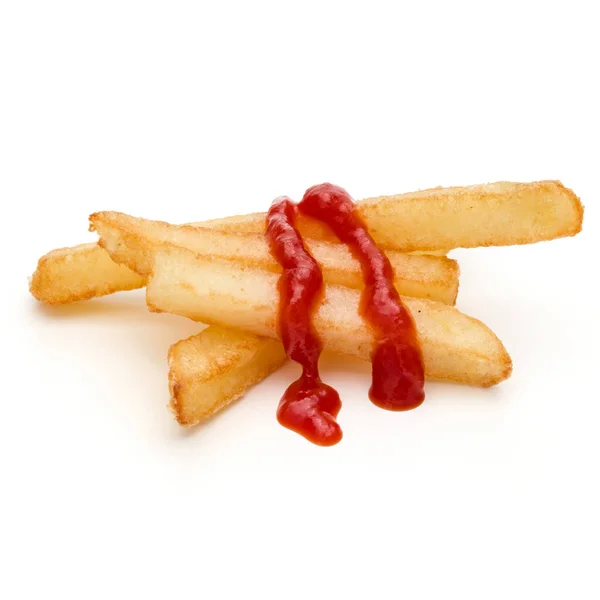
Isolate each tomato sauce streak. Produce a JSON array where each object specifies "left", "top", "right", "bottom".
[
  {"left": 266, "top": 184, "right": 425, "bottom": 446},
  {"left": 298, "top": 183, "right": 425, "bottom": 412},
  {"left": 266, "top": 198, "right": 342, "bottom": 446}
]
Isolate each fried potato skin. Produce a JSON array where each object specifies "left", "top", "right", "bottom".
[
  {"left": 358, "top": 180, "right": 583, "bottom": 251},
  {"left": 30, "top": 222, "right": 446, "bottom": 306},
  {"left": 147, "top": 247, "right": 512, "bottom": 388},
  {"left": 29, "top": 243, "right": 145, "bottom": 304},
  {"left": 90, "top": 212, "right": 460, "bottom": 304},
  {"left": 28, "top": 214, "right": 270, "bottom": 306},
  {"left": 198, "top": 180, "right": 583, "bottom": 251},
  {"left": 33, "top": 180, "right": 581, "bottom": 305},
  {"left": 168, "top": 327, "right": 287, "bottom": 426}
]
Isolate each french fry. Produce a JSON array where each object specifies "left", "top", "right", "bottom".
[
  {"left": 146, "top": 246, "right": 512, "bottom": 388},
  {"left": 196, "top": 180, "right": 583, "bottom": 251},
  {"left": 30, "top": 224, "right": 446, "bottom": 306},
  {"left": 29, "top": 243, "right": 146, "bottom": 304},
  {"left": 168, "top": 327, "right": 287, "bottom": 426},
  {"left": 30, "top": 218, "right": 223, "bottom": 305},
  {"left": 90, "top": 212, "right": 459, "bottom": 304},
  {"left": 28, "top": 179, "right": 584, "bottom": 441},
  {"left": 31, "top": 180, "right": 581, "bottom": 305}
]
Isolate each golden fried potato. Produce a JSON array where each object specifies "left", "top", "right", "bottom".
[
  {"left": 147, "top": 246, "right": 512, "bottom": 388},
  {"left": 30, "top": 223, "right": 445, "bottom": 306},
  {"left": 197, "top": 180, "right": 583, "bottom": 251},
  {"left": 168, "top": 327, "right": 287, "bottom": 426},
  {"left": 28, "top": 213, "right": 271, "bottom": 305},
  {"left": 90, "top": 212, "right": 459, "bottom": 304},
  {"left": 29, "top": 243, "right": 145, "bottom": 304},
  {"left": 34, "top": 180, "right": 579, "bottom": 305}
]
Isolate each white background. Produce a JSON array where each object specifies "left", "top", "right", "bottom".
[{"left": 1, "top": 1, "right": 599, "bottom": 598}]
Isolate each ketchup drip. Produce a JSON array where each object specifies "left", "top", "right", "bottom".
[
  {"left": 266, "top": 198, "right": 342, "bottom": 446},
  {"left": 299, "top": 183, "right": 425, "bottom": 411},
  {"left": 266, "top": 184, "right": 425, "bottom": 446}
]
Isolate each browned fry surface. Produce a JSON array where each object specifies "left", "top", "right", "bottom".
[
  {"left": 168, "top": 327, "right": 287, "bottom": 426},
  {"left": 91, "top": 212, "right": 460, "bottom": 304},
  {"left": 31, "top": 180, "right": 582, "bottom": 305},
  {"left": 29, "top": 243, "right": 145, "bottom": 304},
  {"left": 198, "top": 180, "right": 583, "bottom": 251},
  {"left": 147, "top": 247, "right": 512, "bottom": 388}
]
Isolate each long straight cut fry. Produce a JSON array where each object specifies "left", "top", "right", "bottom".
[
  {"left": 146, "top": 246, "right": 512, "bottom": 388},
  {"left": 29, "top": 222, "right": 446, "bottom": 305},
  {"left": 89, "top": 212, "right": 459, "bottom": 304},
  {"left": 195, "top": 180, "right": 583, "bottom": 251},
  {"left": 31, "top": 180, "right": 581, "bottom": 305}
]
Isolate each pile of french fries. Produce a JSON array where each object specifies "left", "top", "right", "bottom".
[{"left": 30, "top": 181, "right": 583, "bottom": 429}]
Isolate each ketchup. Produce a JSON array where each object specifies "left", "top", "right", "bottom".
[
  {"left": 299, "top": 184, "right": 425, "bottom": 411},
  {"left": 266, "top": 184, "right": 425, "bottom": 446},
  {"left": 266, "top": 198, "right": 342, "bottom": 446}
]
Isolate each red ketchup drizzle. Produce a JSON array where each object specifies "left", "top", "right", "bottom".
[
  {"left": 266, "top": 198, "right": 342, "bottom": 446},
  {"left": 298, "top": 183, "right": 425, "bottom": 412}
]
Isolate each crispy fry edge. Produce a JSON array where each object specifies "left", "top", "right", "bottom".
[
  {"left": 89, "top": 211, "right": 460, "bottom": 305},
  {"left": 31, "top": 179, "right": 583, "bottom": 305},
  {"left": 167, "top": 328, "right": 287, "bottom": 426},
  {"left": 29, "top": 243, "right": 145, "bottom": 304},
  {"left": 144, "top": 247, "right": 512, "bottom": 388}
]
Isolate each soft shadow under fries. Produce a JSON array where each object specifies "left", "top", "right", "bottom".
[{"left": 33, "top": 292, "right": 146, "bottom": 319}]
